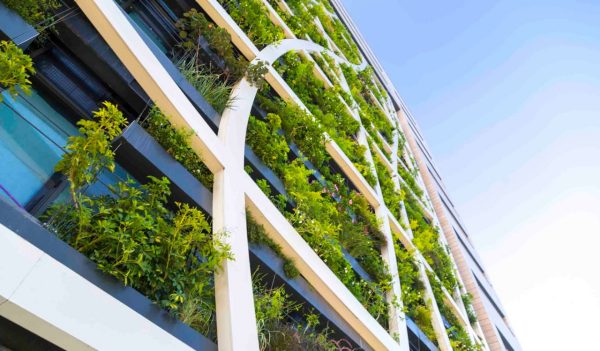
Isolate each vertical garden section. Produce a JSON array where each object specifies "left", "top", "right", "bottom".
[
  {"left": 42, "top": 103, "right": 233, "bottom": 342},
  {"left": 245, "top": 92, "right": 393, "bottom": 329}
]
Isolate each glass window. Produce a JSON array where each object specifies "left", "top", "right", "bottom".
[{"left": 0, "top": 90, "right": 78, "bottom": 207}]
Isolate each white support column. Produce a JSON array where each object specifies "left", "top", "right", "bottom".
[{"left": 212, "top": 167, "right": 259, "bottom": 351}]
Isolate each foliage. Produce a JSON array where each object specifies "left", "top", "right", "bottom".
[
  {"left": 274, "top": 0, "right": 329, "bottom": 49},
  {"left": 0, "top": 40, "right": 35, "bottom": 101},
  {"left": 143, "top": 106, "right": 213, "bottom": 188},
  {"left": 248, "top": 213, "right": 299, "bottom": 279},
  {"left": 247, "top": 113, "right": 290, "bottom": 171},
  {"left": 55, "top": 102, "right": 127, "bottom": 200},
  {"left": 253, "top": 273, "right": 339, "bottom": 351},
  {"left": 257, "top": 95, "right": 329, "bottom": 169},
  {"left": 176, "top": 8, "right": 248, "bottom": 82},
  {"left": 395, "top": 242, "right": 437, "bottom": 343},
  {"left": 177, "top": 56, "right": 234, "bottom": 113},
  {"left": 45, "top": 103, "right": 232, "bottom": 340},
  {"left": 429, "top": 273, "right": 482, "bottom": 351},
  {"left": 397, "top": 162, "right": 424, "bottom": 199},
  {"left": 404, "top": 191, "right": 458, "bottom": 293},
  {"left": 247, "top": 60, "right": 270, "bottom": 90},
  {"left": 373, "top": 153, "right": 403, "bottom": 220},
  {"left": 1, "top": 0, "right": 60, "bottom": 31},
  {"left": 341, "top": 64, "right": 395, "bottom": 142},
  {"left": 309, "top": 2, "right": 361, "bottom": 64},
  {"left": 219, "top": 0, "right": 284, "bottom": 47},
  {"left": 274, "top": 52, "right": 376, "bottom": 186},
  {"left": 462, "top": 293, "right": 478, "bottom": 325}
]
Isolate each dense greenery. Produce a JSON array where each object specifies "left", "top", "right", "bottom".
[
  {"left": 143, "top": 106, "right": 213, "bottom": 188},
  {"left": 462, "top": 292, "right": 478, "bottom": 325},
  {"left": 373, "top": 154, "right": 403, "bottom": 221},
  {"left": 176, "top": 8, "right": 248, "bottom": 83},
  {"left": 404, "top": 192, "right": 458, "bottom": 293},
  {"left": 248, "top": 213, "right": 299, "bottom": 279},
  {"left": 395, "top": 242, "right": 437, "bottom": 343},
  {"left": 253, "top": 273, "right": 341, "bottom": 351},
  {"left": 274, "top": 52, "right": 377, "bottom": 186},
  {"left": 398, "top": 162, "right": 424, "bottom": 200},
  {"left": 45, "top": 103, "right": 232, "bottom": 340},
  {"left": 429, "top": 273, "right": 482, "bottom": 351},
  {"left": 218, "top": 0, "right": 284, "bottom": 47},
  {"left": 308, "top": 1, "right": 361, "bottom": 64},
  {"left": 270, "top": 0, "right": 329, "bottom": 49},
  {"left": 246, "top": 104, "right": 391, "bottom": 326},
  {"left": 342, "top": 64, "right": 395, "bottom": 143},
  {"left": 0, "top": 40, "right": 35, "bottom": 100}
]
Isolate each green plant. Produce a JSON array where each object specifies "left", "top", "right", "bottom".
[
  {"left": 176, "top": 8, "right": 248, "bottom": 82},
  {"left": 247, "top": 113, "right": 290, "bottom": 171},
  {"left": 253, "top": 272, "right": 338, "bottom": 351},
  {"left": 395, "top": 242, "right": 437, "bottom": 343},
  {"left": 248, "top": 213, "right": 299, "bottom": 279},
  {"left": 1, "top": 0, "right": 60, "bottom": 31},
  {"left": 404, "top": 191, "right": 458, "bottom": 293},
  {"left": 462, "top": 293, "right": 478, "bottom": 325},
  {"left": 246, "top": 60, "right": 270, "bottom": 90},
  {"left": 46, "top": 103, "right": 232, "bottom": 340},
  {"left": 177, "top": 56, "right": 235, "bottom": 113},
  {"left": 55, "top": 102, "right": 127, "bottom": 202},
  {"left": 219, "top": 0, "right": 285, "bottom": 47},
  {"left": 143, "top": 106, "right": 213, "bottom": 188},
  {"left": 0, "top": 40, "right": 35, "bottom": 100},
  {"left": 373, "top": 154, "right": 403, "bottom": 220},
  {"left": 429, "top": 273, "right": 482, "bottom": 351},
  {"left": 309, "top": 2, "right": 361, "bottom": 64}
]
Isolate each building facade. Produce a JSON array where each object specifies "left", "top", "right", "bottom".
[{"left": 0, "top": 0, "right": 521, "bottom": 350}]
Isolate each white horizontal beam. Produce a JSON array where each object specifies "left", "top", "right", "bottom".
[{"left": 0, "top": 223, "right": 194, "bottom": 351}]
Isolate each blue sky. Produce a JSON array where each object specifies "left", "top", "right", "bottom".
[{"left": 342, "top": 0, "right": 600, "bottom": 349}]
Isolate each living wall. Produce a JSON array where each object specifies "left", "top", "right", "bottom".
[
  {"left": 429, "top": 273, "right": 482, "bottom": 351},
  {"left": 246, "top": 96, "right": 392, "bottom": 327},
  {"left": 273, "top": 52, "right": 377, "bottom": 187},
  {"left": 218, "top": 0, "right": 285, "bottom": 48},
  {"left": 253, "top": 272, "right": 346, "bottom": 351},
  {"left": 395, "top": 242, "right": 437, "bottom": 344},
  {"left": 404, "top": 192, "right": 458, "bottom": 293},
  {"left": 43, "top": 102, "right": 232, "bottom": 341}
]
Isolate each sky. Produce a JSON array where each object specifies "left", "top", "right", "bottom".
[{"left": 341, "top": 0, "right": 600, "bottom": 349}]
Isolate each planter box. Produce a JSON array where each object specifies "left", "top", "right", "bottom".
[
  {"left": 0, "top": 3, "right": 38, "bottom": 48},
  {"left": 0, "top": 196, "right": 217, "bottom": 351}
]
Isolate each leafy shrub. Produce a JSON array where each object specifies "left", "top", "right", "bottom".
[
  {"left": 143, "top": 106, "right": 213, "bottom": 188},
  {"left": 253, "top": 273, "right": 338, "bottom": 351},
  {"left": 218, "top": 0, "right": 285, "bottom": 47},
  {"left": 462, "top": 293, "right": 478, "bottom": 325},
  {"left": 247, "top": 113, "right": 290, "bottom": 171},
  {"left": 0, "top": 40, "right": 35, "bottom": 100},
  {"left": 309, "top": 2, "right": 361, "bottom": 64},
  {"left": 176, "top": 8, "right": 248, "bottom": 82},
  {"left": 404, "top": 191, "right": 458, "bottom": 293},
  {"left": 46, "top": 102, "right": 232, "bottom": 340},
  {"left": 373, "top": 155, "right": 404, "bottom": 220},
  {"left": 429, "top": 273, "right": 482, "bottom": 351},
  {"left": 395, "top": 242, "right": 437, "bottom": 343},
  {"left": 248, "top": 213, "right": 299, "bottom": 279}
]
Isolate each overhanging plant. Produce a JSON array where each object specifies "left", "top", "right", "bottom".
[{"left": 0, "top": 40, "right": 35, "bottom": 100}]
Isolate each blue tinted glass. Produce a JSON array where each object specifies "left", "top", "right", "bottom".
[{"left": 0, "top": 90, "right": 77, "bottom": 206}]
